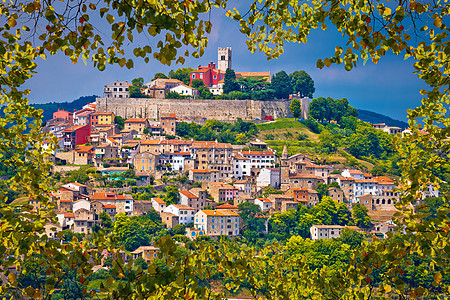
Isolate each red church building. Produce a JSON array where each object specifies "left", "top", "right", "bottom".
[{"left": 190, "top": 62, "right": 225, "bottom": 87}]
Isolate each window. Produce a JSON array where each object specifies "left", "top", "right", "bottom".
[
  {"left": 200, "top": 74, "right": 203, "bottom": 79},
  {"left": 192, "top": 74, "right": 195, "bottom": 79}
]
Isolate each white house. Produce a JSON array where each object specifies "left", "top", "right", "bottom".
[
  {"left": 104, "top": 80, "right": 131, "bottom": 98},
  {"left": 233, "top": 150, "right": 276, "bottom": 179},
  {"left": 73, "top": 199, "right": 90, "bottom": 213},
  {"left": 256, "top": 168, "right": 280, "bottom": 188},
  {"left": 164, "top": 204, "right": 196, "bottom": 225},
  {"left": 172, "top": 152, "right": 191, "bottom": 171},
  {"left": 194, "top": 210, "right": 240, "bottom": 237},
  {"left": 310, "top": 225, "right": 362, "bottom": 240},
  {"left": 254, "top": 198, "right": 273, "bottom": 211},
  {"left": 169, "top": 84, "right": 199, "bottom": 97},
  {"left": 151, "top": 198, "right": 166, "bottom": 214}
]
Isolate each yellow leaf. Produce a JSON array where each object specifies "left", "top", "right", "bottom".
[{"left": 433, "top": 17, "right": 442, "bottom": 27}]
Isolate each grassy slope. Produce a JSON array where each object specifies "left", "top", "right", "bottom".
[{"left": 256, "top": 118, "right": 374, "bottom": 170}]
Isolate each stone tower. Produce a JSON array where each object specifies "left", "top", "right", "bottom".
[
  {"left": 218, "top": 47, "right": 232, "bottom": 71},
  {"left": 280, "top": 145, "right": 290, "bottom": 190}
]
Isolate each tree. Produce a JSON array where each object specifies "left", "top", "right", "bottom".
[
  {"left": 289, "top": 98, "right": 302, "bottom": 120},
  {"left": 115, "top": 116, "right": 126, "bottom": 130},
  {"left": 152, "top": 73, "right": 168, "bottom": 80},
  {"left": 238, "top": 202, "right": 266, "bottom": 232},
  {"left": 223, "top": 68, "right": 240, "bottom": 94},
  {"left": 191, "top": 79, "right": 205, "bottom": 89},
  {"left": 164, "top": 186, "right": 179, "bottom": 205},
  {"left": 338, "top": 227, "right": 365, "bottom": 249},
  {"left": 351, "top": 203, "right": 371, "bottom": 228},
  {"left": 129, "top": 77, "right": 149, "bottom": 98},
  {"left": 169, "top": 67, "right": 194, "bottom": 85},
  {"left": 271, "top": 71, "right": 292, "bottom": 99},
  {"left": 290, "top": 70, "right": 315, "bottom": 98},
  {"left": 99, "top": 211, "right": 113, "bottom": 231}
]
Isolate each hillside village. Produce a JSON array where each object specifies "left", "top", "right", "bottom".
[{"left": 30, "top": 47, "right": 440, "bottom": 271}]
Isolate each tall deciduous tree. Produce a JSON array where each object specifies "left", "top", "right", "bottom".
[
  {"left": 168, "top": 67, "right": 194, "bottom": 85},
  {"left": 289, "top": 98, "right": 302, "bottom": 120},
  {"left": 290, "top": 70, "right": 315, "bottom": 98},
  {"left": 152, "top": 73, "right": 168, "bottom": 80},
  {"left": 271, "top": 71, "right": 292, "bottom": 99},
  {"left": 223, "top": 68, "right": 240, "bottom": 94},
  {"left": 351, "top": 203, "right": 371, "bottom": 228}
]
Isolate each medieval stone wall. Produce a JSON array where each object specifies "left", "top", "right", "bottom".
[{"left": 95, "top": 97, "right": 292, "bottom": 121}]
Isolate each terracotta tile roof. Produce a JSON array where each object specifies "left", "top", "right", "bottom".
[
  {"left": 375, "top": 176, "right": 394, "bottom": 182},
  {"left": 241, "top": 151, "right": 275, "bottom": 156},
  {"left": 257, "top": 198, "right": 272, "bottom": 203},
  {"left": 192, "top": 141, "right": 232, "bottom": 149},
  {"left": 125, "top": 118, "right": 148, "bottom": 123},
  {"left": 103, "top": 204, "right": 116, "bottom": 209},
  {"left": 91, "top": 193, "right": 132, "bottom": 200},
  {"left": 62, "top": 125, "right": 87, "bottom": 133},
  {"left": 234, "top": 180, "right": 250, "bottom": 184},
  {"left": 59, "top": 199, "right": 72, "bottom": 203},
  {"left": 216, "top": 204, "right": 238, "bottom": 209},
  {"left": 190, "top": 169, "right": 210, "bottom": 173},
  {"left": 171, "top": 204, "right": 195, "bottom": 210},
  {"left": 338, "top": 176, "right": 355, "bottom": 181},
  {"left": 236, "top": 72, "right": 271, "bottom": 78},
  {"left": 233, "top": 154, "right": 250, "bottom": 160},
  {"left": 59, "top": 187, "right": 77, "bottom": 192},
  {"left": 354, "top": 179, "right": 378, "bottom": 183},
  {"left": 160, "top": 113, "right": 176, "bottom": 118},
  {"left": 200, "top": 209, "right": 239, "bottom": 216},
  {"left": 140, "top": 140, "right": 160, "bottom": 145},
  {"left": 173, "top": 152, "right": 191, "bottom": 156},
  {"left": 348, "top": 170, "right": 364, "bottom": 174},
  {"left": 107, "top": 138, "right": 118, "bottom": 144},
  {"left": 75, "top": 145, "right": 94, "bottom": 152},
  {"left": 179, "top": 190, "right": 198, "bottom": 199},
  {"left": 64, "top": 213, "right": 75, "bottom": 218},
  {"left": 152, "top": 198, "right": 166, "bottom": 204}
]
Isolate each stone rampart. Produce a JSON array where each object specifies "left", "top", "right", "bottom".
[{"left": 95, "top": 98, "right": 292, "bottom": 121}]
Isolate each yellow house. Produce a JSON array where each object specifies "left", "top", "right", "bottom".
[{"left": 90, "top": 111, "right": 115, "bottom": 126}]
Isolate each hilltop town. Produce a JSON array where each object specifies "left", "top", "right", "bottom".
[{"left": 16, "top": 48, "right": 439, "bottom": 296}]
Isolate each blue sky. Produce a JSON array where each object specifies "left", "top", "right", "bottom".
[{"left": 24, "top": 5, "right": 427, "bottom": 122}]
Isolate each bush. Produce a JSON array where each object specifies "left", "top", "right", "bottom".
[
  {"left": 297, "top": 132, "right": 308, "bottom": 141},
  {"left": 302, "top": 118, "right": 323, "bottom": 134},
  {"left": 264, "top": 133, "right": 275, "bottom": 140}
]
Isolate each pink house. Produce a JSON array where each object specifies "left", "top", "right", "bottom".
[{"left": 53, "top": 109, "right": 74, "bottom": 123}]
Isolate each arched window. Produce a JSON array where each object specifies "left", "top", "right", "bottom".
[
  {"left": 376, "top": 199, "right": 380, "bottom": 204},
  {"left": 382, "top": 199, "right": 386, "bottom": 204}
]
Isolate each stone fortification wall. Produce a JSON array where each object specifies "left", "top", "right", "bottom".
[{"left": 95, "top": 98, "right": 292, "bottom": 121}]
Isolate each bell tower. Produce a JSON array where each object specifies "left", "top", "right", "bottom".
[{"left": 218, "top": 47, "right": 232, "bottom": 71}]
